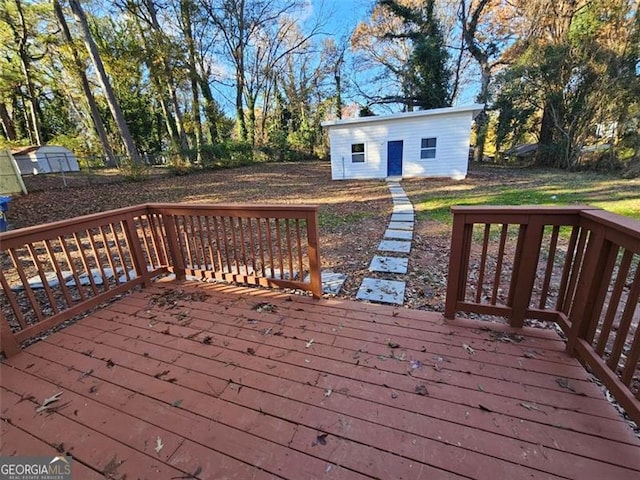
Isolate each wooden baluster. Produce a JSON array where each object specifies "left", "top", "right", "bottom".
[
  {"left": 110, "top": 223, "right": 131, "bottom": 281},
  {"left": 238, "top": 217, "right": 249, "bottom": 274},
  {"left": 257, "top": 218, "right": 266, "bottom": 277},
  {"left": 539, "top": 226, "right": 560, "bottom": 309},
  {"left": 212, "top": 216, "right": 224, "bottom": 274},
  {"left": 247, "top": 218, "right": 257, "bottom": 275},
  {"left": 43, "top": 239, "right": 73, "bottom": 308},
  {"left": 26, "top": 243, "right": 59, "bottom": 315},
  {"left": 265, "top": 218, "right": 275, "bottom": 277},
  {"left": 8, "top": 247, "right": 44, "bottom": 322},
  {"left": 595, "top": 250, "right": 631, "bottom": 356},
  {"left": 607, "top": 267, "right": 640, "bottom": 374},
  {"left": 73, "top": 232, "right": 99, "bottom": 295},
  {"left": 0, "top": 267, "right": 28, "bottom": 328},
  {"left": 86, "top": 228, "right": 109, "bottom": 292},
  {"left": 99, "top": 225, "right": 120, "bottom": 285},
  {"left": 475, "top": 224, "right": 491, "bottom": 303},
  {"left": 275, "top": 218, "right": 284, "bottom": 279},
  {"left": 295, "top": 219, "right": 304, "bottom": 282},
  {"left": 555, "top": 226, "right": 579, "bottom": 312},
  {"left": 58, "top": 235, "right": 86, "bottom": 301},
  {"left": 285, "top": 220, "right": 294, "bottom": 279},
  {"left": 490, "top": 224, "right": 508, "bottom": 305}
]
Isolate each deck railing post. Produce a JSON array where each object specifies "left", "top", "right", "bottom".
[
  {"left": 508, "top": 217, "right": 545, "bottom": 328},
  {"left": 565, "top": 225, "right": 606, "bottom": 355},
  {"left": 445, "top": 211, "right": 471, "bottom": 319},
  {"left": 123, "top": 212, "right": 152, "bottom": 287},
  {"left": 307, "top": 209, "right": 322, "bottom": 299},
  {"left": 0, "top": 310, "right": 20, "bottom": 357},
  {"left": 159, "top": 211, "right": 186, "bottom": 281}
]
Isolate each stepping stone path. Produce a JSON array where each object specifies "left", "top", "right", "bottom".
[{"left": 357, "top": 181, "right": 414, "bottom": 305}]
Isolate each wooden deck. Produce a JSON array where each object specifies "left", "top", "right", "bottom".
[{"left": 1, "top": 281, "right": 639, "bottom": 479}]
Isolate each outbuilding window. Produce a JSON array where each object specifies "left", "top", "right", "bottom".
[
  {"left": 420, "top": 138, "right": 437, "bottom": 159},
  {"left": 351, "top": 143, "right": 365, "bottom": 163}
]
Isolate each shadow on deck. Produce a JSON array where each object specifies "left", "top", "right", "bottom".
[{"left": 2, "top": 281, "right": 639, "bottom": 479}]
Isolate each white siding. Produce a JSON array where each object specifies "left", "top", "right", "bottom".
[
  {"left": 14, "top": 147, "right": 80, "bottom": 174},
  {"left": 327, "top": 110, "right": 475, "bottom": 180}
]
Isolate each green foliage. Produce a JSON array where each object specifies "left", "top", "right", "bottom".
[
  {"left": 377, "top": 0, "right": 451, "bottom": 108},
  {"left": 197, "top": 141, "right": 256, "bottom": 169},
  {"left": 118, "top": 160, "right": 149, "bottom": 182},
  {"left": 493, "top": 0, "right": 639, "bottom": 172}
]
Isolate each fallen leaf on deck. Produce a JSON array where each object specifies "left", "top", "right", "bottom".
[
  {"left": 155, "top": 436, "right": 164, "bottom": 453},
  {"left": 463, "top": 344, "right": 475, "bottom": 355},
  {"left": 253, "top": 302, "right": 277, "bottom": 313},
  {"left": 478, "top": 404, "right": 493, "bottom": 412},
  {"left": 520, "top": 402, "right": 545, "bottom": 414},
  {"left": 523, "top": 350, "right": 539, "bottom": 359},
  {"left": 391, "top": 391, "right": 398, "bottom": 399},
  {"left": 388, "top": 341, "right": 400, "bottom": 349},
  {"left": 246, "top": 347, "right": 256, "bottom": 355},
  {"left": 203, "top": 336, "right": 213, "bottom": 345},
  {"left": 415, "top": 384, "right": 428, "bottom": 396},
  {"left": 172, "top": 400, "right": 183, "bottom": 407},
  {"left": 324, "top": 388, "right": 332, "bottom": 398},
  {"left": 36, "top": 392, "right": 63, "bottom": 413},
  {"left": 410, "top": 360, "right": 423, "bottom": 369},
  {"left": 78, "top": 369, "right": 93, "bottom": 380},
  {"left": 106, "top": 359, "right": 115, "bottom": 368},
  {"left": 154, "top": 370, "right": 170, "bottom": 379},
  {"left": 306, "top": 339, "right": 314, "bottom": 348},
  {"left": 555, "top": 377, "right": 576, "bottom": 392},
  {"left": 312, "top": 432, "right": 328, "bottom": 446}
]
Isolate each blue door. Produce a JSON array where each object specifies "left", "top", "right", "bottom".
[{"left": 387, "top": 140, "right": 403, "bottom": 176}]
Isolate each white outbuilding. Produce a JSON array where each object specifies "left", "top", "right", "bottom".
[
  {"left": 11, "top": 145, "right": 80, "bottom": 175},
  {"left": 321, "top": 104, "right": 483, "bottom": 180}
]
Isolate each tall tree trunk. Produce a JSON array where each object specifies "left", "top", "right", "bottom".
[
  {"left": 0, "top": 102, "right": 17, "bottom": 141},
  {"left": 53, "top": 0, "right": 115, "bottom": 165},
  {"left": 473, "top": 62, "right": 491, "bottom": 163},
  {"left": 537, "top": 100, "right": 556, "bottom": 166},
  {"left": 131, "top": 10, "right": 181, "bottom": 151},
  {"left": 198, "top": 73, "right": 221, "bottom": 143},
  {"left": 181, "top": 0, "right": 202, "bottom": 163},
  {"left": 13, "top": 0, "right": 42, "bottom": 145},
  {"left": 68, "top": 0, "right": 140, "bottom": 164},
  {"left": 143, "top": 0, "right": 188, "bottom": 151},
  {"left": 236, "top": 65, "right": 247, "bottom": 141}
]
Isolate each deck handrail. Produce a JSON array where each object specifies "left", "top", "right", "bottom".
[
  {"left": 0, "top": 203, "right": 321, "bottom": 356},
  {"left": 445, "top": 205, "right": 640, "bottom": 425}
]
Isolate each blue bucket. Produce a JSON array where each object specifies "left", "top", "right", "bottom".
[{"left": 0, "top": 196, "right": 12, "bottom": 232}]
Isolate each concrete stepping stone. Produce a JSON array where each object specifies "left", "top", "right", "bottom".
[
  {"left": 356, "top": 278, "right": 406, "bottom": 305},
  {"left": 393, "top": 204, "right": 413, "bottom": 213},
  {"left": 384, "top": 229, "right": 413, "bottom": 240},
  {"left": 388, "top": 221, "right": 414, "bottom": 230},
  {"left": 304, "top": 271, "right": 346, "bottom": 295},
  {"left": 390, "top": 213, "right": 414, "bottom": 222},
  {"left": 378, "top": 239, "right": 411, "bottom": 253},
  {"left": 369, "top": 256, "right": 408, "bottom": 274}
]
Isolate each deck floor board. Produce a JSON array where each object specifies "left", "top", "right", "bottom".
[{"left": 2, "top": 281, "right": 639, "bottom": 479}]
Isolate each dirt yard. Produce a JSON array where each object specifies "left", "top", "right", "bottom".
[{"left": 7, "top": 161, "right": 640, "bottom": 312}]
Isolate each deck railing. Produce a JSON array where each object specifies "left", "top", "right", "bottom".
[
  {"left": 0, "top": 203, "right": 321, "bottom": 356},
  {"left": 445, "top": 205, "right": 640, "bottom": 425}
]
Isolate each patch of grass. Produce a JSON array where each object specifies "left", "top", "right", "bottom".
[
  {"left": 319, "top": 211, "right": 373, "bottom": 228},
  {"left": 411, "top": 166, "right": 640, "bottom": 224}
]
